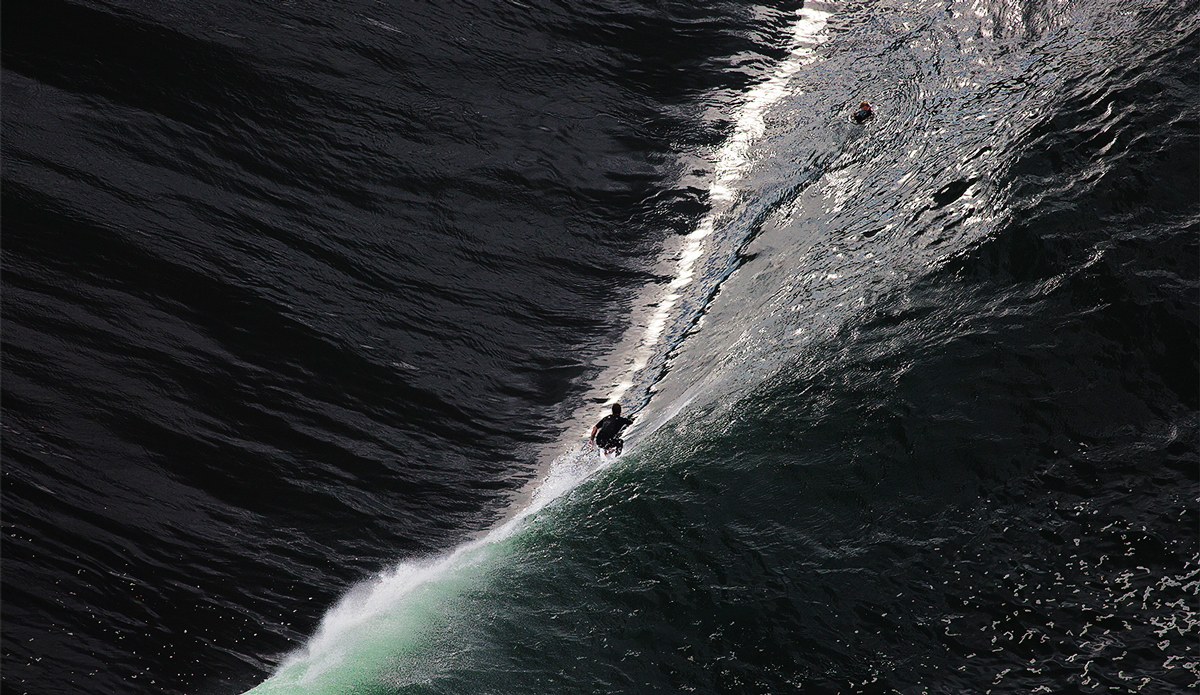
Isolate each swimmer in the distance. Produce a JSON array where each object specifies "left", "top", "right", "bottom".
[{"left": 853, "top": 101, "right": 873, "bottom": 124}]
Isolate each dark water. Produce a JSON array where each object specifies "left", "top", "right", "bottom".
[{"left": 2, "top": 0, "right": 1197, "bottom": 693}]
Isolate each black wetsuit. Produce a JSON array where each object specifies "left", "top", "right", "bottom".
[
  {"left": 594, "top": 414, "right": 632, "bottom": 452},
  {"left": 853, "top": 107, "right": 873, "bottom": 124}
]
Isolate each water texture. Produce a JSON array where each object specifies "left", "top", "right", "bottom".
[{"left": 2, "top": 0, "right": 1196, "bottom": 693}]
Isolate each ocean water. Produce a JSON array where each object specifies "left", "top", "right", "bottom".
[{"left": 2, "top": 0, "right": 1197, "bottom": 693}]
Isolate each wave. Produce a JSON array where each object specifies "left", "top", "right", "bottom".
[
  {"left": 243, "top": 5, "right": 840, "bottom": 691},
  {"left": 244, "top": 0, "right": 1198, "bottom": 691}
]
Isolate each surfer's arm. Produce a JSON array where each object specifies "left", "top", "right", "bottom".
[{"left": 588, "top": 424, "right": 598, "bottom": 445}]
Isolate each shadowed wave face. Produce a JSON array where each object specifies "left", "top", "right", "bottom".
[{"left": 2, "top": 0, "right": 1197, "bottom": 693}]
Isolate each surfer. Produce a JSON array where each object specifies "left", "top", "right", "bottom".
[
  {"left": 589, "top": 403, "right": 633, "bottom": 455},
  {"left": 852, "top": 100, "right": 873, "bottom": 124}
]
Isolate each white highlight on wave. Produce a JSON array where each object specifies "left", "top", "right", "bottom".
[
  {"left": 251, "top": 6, "right": 832, "bottom": 690},
  {"left": 603, "top": 3, "right": 832, "bottom": 407}
]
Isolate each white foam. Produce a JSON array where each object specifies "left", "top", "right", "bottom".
[{"left": 259, "top": 444, "right": 610, "bottom": 688}]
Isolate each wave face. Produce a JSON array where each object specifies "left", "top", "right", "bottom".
[{"left": 2, "top": 0, "right": 1196, "bottom": 693}]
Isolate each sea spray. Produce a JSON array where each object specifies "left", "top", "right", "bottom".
[{"left": 245, "top": 444, "right": 617, "bottom": 693}]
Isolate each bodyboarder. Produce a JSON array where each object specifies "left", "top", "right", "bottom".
[{"left": 589, "top": 403, "right": 633, "bottom": 456}]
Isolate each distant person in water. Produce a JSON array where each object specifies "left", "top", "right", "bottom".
[
  {"left": 590, "top": 403, "right": 633, "bottom": 455},
  {"left": 853, "top": 101, "right": 873, "bottom": 124}
]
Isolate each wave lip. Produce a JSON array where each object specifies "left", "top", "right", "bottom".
[{"left": 602, "top": 3, "right": 832, "bottom": 415}]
